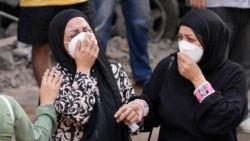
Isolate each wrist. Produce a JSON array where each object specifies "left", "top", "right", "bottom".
[
  {"left": 40, "top": 100, "right": 54, "bottom": 106},
  {"left": 193, "top": 81, "right": 215, "bottom": 103},
  {"left": 130, "top": 99, "right": 149, "bottom": 117},
  {"left": 39, "top": 96, "right": 55, "bottom": 106},
  {"left": 192, "top": 77, "right": 206, "bottom": 88},
  {"left": 76, "top": 67, "right": 90, "bottom": 75}
]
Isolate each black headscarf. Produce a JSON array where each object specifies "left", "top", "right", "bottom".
[
  {"left": 49, "top": 9, "right": 129, "bottom": 141},
  {"left": 179, "top": 9, "right": 229, "bottom": 72}
]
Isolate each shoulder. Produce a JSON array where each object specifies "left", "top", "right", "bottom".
[
  {"left": 0, "top": 94, "right": 22, "bottom": 117},
  {"left": 107, "top": 60, "right": 130, "bottom": 81},
  {"left": 154, "top": 53, "right": 177, "bottom": 73},
  {"left": 52, "top": 63, "right": 72, "bottom": 76},
  {"left": 223, "top": 60, "right": 245, "bottom": 73},
  {"left": 53, "top": 63, "right": 66, "bottom": 71},
  {"left": 108, "top": 60, "right": 124, "bottom": 72},
  {"left": 0, "top": 94, "right": 16, "bottom": 106},
  {"left": 211, "top": 60, "right": 246, "bottom": 86},
  {"left": 108, "top": 60, "right": 122, "bottom": 67}
]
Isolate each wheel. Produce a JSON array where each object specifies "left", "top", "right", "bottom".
[
  {"left": 149, "top": 0, "right": 179, "bottom": 41},
  {"left": 157, "top": 0, "right": 179, "bottom": 40},
  {"left": 111, "top": 0, "right": 179, "bottom": 41}
]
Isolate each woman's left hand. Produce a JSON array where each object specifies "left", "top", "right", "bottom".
[
  {"left": 114, "top": 102, "right": 144, "bottom": 125},
  {"left": 40, "top": 68, "right": 63, "bottom": 105},
  {"left": 177, "top": 52, "right": 206, "bottom": 88}
]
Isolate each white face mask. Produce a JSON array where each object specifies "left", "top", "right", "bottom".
[
  {"left": 64, "top": 32, "right": 86, "bottom": 58},
  {"left": 178, "top": 40, "right": 203, "bottom": 63}
]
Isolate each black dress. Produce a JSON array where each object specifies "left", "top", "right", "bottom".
[{"left": 141, "top": 9, "right": 248, "bottom": 141}]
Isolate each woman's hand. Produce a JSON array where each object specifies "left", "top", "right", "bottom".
[
  {"left": 114, "top": 102, "right": 144, "bottom": 125},
  {"left": 39, "top": 68, "right": 63, "bottom": 106},
  {"left": 177, "top": 52, "right": 206, "bottom": 88},
  {"left": 75, "top": 32, "right": 99, "bottom": 75}
]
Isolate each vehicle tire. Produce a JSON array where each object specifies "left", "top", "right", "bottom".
[
  {"left": 111, "top": 0, "right": 179, "bottom": 41},
  {"left": 157, "top": 0, "right": 179, "bottom": 40}
]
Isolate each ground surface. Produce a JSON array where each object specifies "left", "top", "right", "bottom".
[{"left": 0, "top": 34, "right": 249, "bottom": 140}]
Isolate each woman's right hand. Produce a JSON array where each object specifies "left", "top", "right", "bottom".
[
  {"left": 177, "top": 52, "right": 206, "bottom": 88},
  {"left": 39, "top": 68, "right": 63, "bottom": 106},
  {"left": 75, "top": 32, "right": 99, "bottom": 75}
]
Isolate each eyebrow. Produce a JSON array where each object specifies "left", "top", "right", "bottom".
[
  {"left": 178, "top": 32, "right": 194, "bottom": 36},
  {"left": 82, "top": 26, "right": 89, "bottom": 31},
  {"left": 69, "top": 29, "right": 79, "bottom": 34},
  {"left": 69, "top": 25, "right": 90, "bottom": 33},
  {"left": 186, "top": 33, "right": 195, "bottom": 37}
]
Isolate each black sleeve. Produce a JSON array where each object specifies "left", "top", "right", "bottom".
[
  {"left": 194, "top": 62, "right": 248, "bottom": 134},
  {"left": 130, "top": 54, "right": 175, "bottom": 132}
]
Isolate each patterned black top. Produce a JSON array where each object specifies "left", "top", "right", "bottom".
[{"left": 51, "top": 60, "right": 135, "bottom": 141}]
